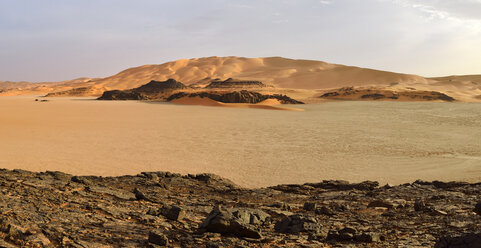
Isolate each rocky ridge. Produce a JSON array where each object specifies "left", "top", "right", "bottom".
[
  {"left": 320, "top": 87, "right": 456, "bottom": 102},
  {"left": 98, "top": 79, "right": 187, "bottom": 100},
  {"left": 0, "top": 169, "right": 479, "bottom": 247},
  {"left": 167, "top": 90, "right": 305, "bottom": 104},
  {"left": 205, "top": 78, "right": 267, "bottom": 89},
  {"left": 45, "top": 86, "right": 107, "bottom": 97}
]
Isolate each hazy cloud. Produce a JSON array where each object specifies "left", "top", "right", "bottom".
[{"left": 0, "top": 0, "right": 480, "bottom": 81}]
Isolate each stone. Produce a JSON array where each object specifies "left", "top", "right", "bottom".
[
  {"left": 199, "top": 207, "right": 270, "bottom": 239},
  {"left": 161, "top": 206, "right": 185, "bottom": 221},
  {"left": 25, "top": 233, "right": 51, "bottom": 246},
  {"left": 275, "top": 215, "right": 321, "bottom": 234},
  {"left": 414, "top": 199, "right": 426, "bottom": 211},
  {"left": 148, "top": 231, "right": 169, "bottom": 246},
  {"left": 355, "top": 232, "right": 383, "bottom": 243},
  {"left": 315, "top": 206, "right": 334, "bottom": 216},
  {"left": 367, "top": 200, "right": 394, "bottom": 209},
  {"left": 271, "top": 202, "right": 291, "bottom": 210},
  {"left": 0, "top": 240, "right": 17, "bottom": 248},
  {"left": 206, "top": 241, "right": 224, "bottom": 248},
  {"left": 0, "top": 168, "right": 479, "bottom": 247},
  {"left": 435, "top": 233, "right": 481, "bottom": 248},
  {"left": 474, "top": 201, "right": 481, "bottom": 215},
  {"left": 133, "top": 188, "right": 149, "bottom": 201},
  {"left": 303, "top": 202, "right": 316, "bottom": 211},
  {"left": 70, "top": 176, "right": 92, "bottom": 185}
]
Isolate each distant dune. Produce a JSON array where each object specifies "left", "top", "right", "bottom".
[{"left": 1, "top": 56, "right": 480, "bottom": 101}]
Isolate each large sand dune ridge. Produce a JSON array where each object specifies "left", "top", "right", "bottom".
[{"left": 2, "top": 56, "right": 480, "bottom": 101}]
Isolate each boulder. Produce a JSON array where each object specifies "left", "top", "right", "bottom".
[
  {"left": 367, "top": 200, "right": 394, "bottom": 209},
  {"left": 435, "top": 233, "right": 481, "bottom": 248},
  {"left": 148, "top": 230, "right": 169, "bottom": 246},
  {"left": 275, "top": 214, "right": 321, "bottom": 234},
  {"left": 304, "top": 180, "right": 379, "bottom": 191},
  {"left": 161, "top": 206, "right": 185, "bottom": 221},
  {"left": 327, "top": 227, "right": 383, "bottom": 243},
  {"left": 199, "top": 207, "right": 270, "bottom": 239},
  {"left": 303, "top": 202, "right": 317, "bottom": 211},
  {"left": 475, "top": 201, "right": 481, "bottom": 215}
]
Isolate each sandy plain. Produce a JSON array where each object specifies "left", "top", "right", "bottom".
[{"left": 1, "top": 96, "right": 480, "bottom": 188}]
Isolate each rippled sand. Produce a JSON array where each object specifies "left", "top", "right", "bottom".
[{"left": 1, "top": 96, "right": 480, "bottom": 187}]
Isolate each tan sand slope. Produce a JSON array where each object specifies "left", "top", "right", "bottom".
[
  {"left": 0, "top": 78, "right": 95, "bottom": 96},
  {"left": 0, "top": 57, "right": 425, "bottom": 95},
  {"left": 1, "top": 56, "right": 479, "bottom": 101},
  {"left": 171, "top": 96, "right": 304, "bottom": 111},
  {"left": 69, "top": 56, "right": 429, "bottom": 91}
]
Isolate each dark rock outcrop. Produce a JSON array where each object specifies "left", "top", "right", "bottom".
[
  {"left": 0, "top": 169, "right": 479, "bottom": 247},
  {"left": 148, "top": 231, "right": 169, "bottom": 246},
  {"left": 320, "top": 87, "right": 456, "bottom": 102},
  {"left": 199, "top": 207, "right": 270, "bottom": 239},
  {"left": 327, "top": 227, "right": 383, "bottom": 243},
  {"left": 167, "top": 90, "right": 304, "bottom": 104},
  {"left": 98, "top": 79, "right": 187, "bottom": 100},
  {"left": 98, "top": 90, "right": 148, "bottom": 100},
  {"left": 274, "top": 214, "right": 321, "bottom": 234},
  {"left": 475, "top": 201, "right": 481, "bottom": 215},
  {"left": 205, "top": 78, "right": 267, "bottom": 88},
  {"left": 134, "top": 79, "right": 187, "bottom": 92},
  {"left": 434, "top": 233, "right": 481, "bottom": 248},
  {"left": 45, "top": 86, "right": 104, "bottom": 97}
]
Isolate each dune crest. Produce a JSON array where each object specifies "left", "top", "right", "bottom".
[
  {"left": 1, "top": 56, "right": 480, "bottom": 102},
  {"left": 171, "top": 96, "right": 304, "bottom": 111}
]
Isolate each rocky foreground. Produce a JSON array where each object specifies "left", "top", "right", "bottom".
[{"left": 0, "top": 169, "right": 479, "bottom": 247}]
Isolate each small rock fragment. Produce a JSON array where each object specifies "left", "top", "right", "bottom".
[
  {"left": 303, "top": 202, "right": 316, "bottom": 211},
  {"left": 148, "top": 231, "right": 169, "bottom": 246},
  {"left": 161, "top": 206, "right": 185, "bottom": 221},
  {"left": 474, "top": 201, "right": 481, "bottom": 215},
  {"left": 367, "top": 200, "right": 394, "bottom": 209},
  {"left": 275, "top": 214, "right": 321, "bottom": 234}
]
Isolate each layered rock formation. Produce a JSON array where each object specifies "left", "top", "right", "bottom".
[
  {"left": 98, "top": 79, "right": 187, "bottom": 100},
  {"left": 167, "top": 90, "right": 305, "bottom": 104},
  {"left": 0, "top": 169, "right": 479, "bottom": 247},
  {"left": 205, "top": 78, "right": 267, "bottom": 89},
  {"left": 45, "top": 86, "right": 107, "bottom": 97},
  {"left": 320, "top": 87, "right": 456, "bottom": 102}
]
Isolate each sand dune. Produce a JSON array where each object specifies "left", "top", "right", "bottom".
[
  {"left": 171, "top": 96, "right": 304, "bottom": 111},
  {"left": 71, "top": 56, "right": 429, "bottom": 91},
  {"left": 1, "top": 56, "right": 479, "bottom": 101}
]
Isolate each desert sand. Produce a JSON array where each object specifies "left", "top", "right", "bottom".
[
  {"left": 2, "top": 56, "right": 480, "bottom": 102},
  {"left": 170, "top": 96, "right": 304, "bottom": 111},
  {"left": 1, "top": 96, "right": 480, "bottom": 188}
]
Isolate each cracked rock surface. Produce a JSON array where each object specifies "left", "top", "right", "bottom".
[{"left": 0, "top": 169, "right": 479, "bottom": 247}]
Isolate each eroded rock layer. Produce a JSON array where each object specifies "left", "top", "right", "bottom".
[
  {"left": 98, "top": 79, "right": 187, "bottom": 100},
  {"left": 167, "top": 90, "right": 305, "bottom": 104},
  {"left": 0, "top": 169, "right": 479, "bottom": 247},
  {"left": 205, "top": 78, "right": 267, "bottom": 88},
  {"left": 320, "top": 87, "right": 456, "bottom": 102}
]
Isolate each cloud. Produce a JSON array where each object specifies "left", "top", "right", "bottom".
[{"left": 383, "top": 0, "right": 481, "bottom": 21}]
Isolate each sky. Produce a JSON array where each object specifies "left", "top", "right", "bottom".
[{"left": 1, "top": 0, "right": 481, "bottom": 82}]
